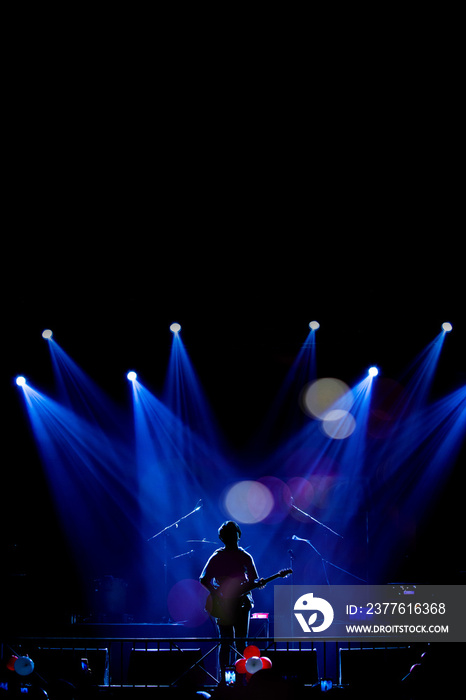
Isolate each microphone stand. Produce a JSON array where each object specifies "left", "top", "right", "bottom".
[
  {"left": 146, "top": 500, "right": 203, "bottom": 542},
  {"left": 146, "top": 501, "right": 203, "bottom": 621},
  {"left": 291, "top": 535, "right": 366, "bottom": 584},
  {"left": 292, "top": 535, "right": 330, "bottom": 585},
  {"left": 287, "top": 548, "right": 295, "bottom": 577},
  {"left": 290, "top": 500, "right": 343, "bottom": 539}
]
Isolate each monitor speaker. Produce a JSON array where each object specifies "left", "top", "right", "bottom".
[
  {"left": 263, "top": 649, "right": 318, "bottom": 685},
  {"left": 339, "top": 647, "right": 416, "bottom": 687},
  {"left": 32, "top": 647, "right": 109, "bottom": 686},
  {"left": 127, "top": 648, "right": 203, "bottom": 686}
]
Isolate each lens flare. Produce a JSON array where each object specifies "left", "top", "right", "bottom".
[
  {"left": 127, "top": 371, "right": 137, "bottom": 381},
  {"left": 322, "top": 410, "right": 356, "bottom": 439},
  {"left": 300, "top": 378, "right": 351, "bottom": 419},
  {"left": 42, "top": 329, "right": 53, "bottom": 340},
  {"left": 170, "top": 323, "right": 181, "bottom": 333},
  {"left": 442, "top": 322, "right": 453, "bottom": 332},
  {"left": 167, "top": 579, "right": 209, "bottom": 627},
  {"left": 257, "top": 476, "right": 292, "bottom": 523},
  {"left": 15, "top": 376, "right": 26, "bottom": 387},
  {"left": 223, "top": 480, "right": 274, "bottom": 524}
]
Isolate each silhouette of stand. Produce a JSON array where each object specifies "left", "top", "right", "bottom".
[{"left": 146, "top": 500, "right": 203, "bottom": 621}]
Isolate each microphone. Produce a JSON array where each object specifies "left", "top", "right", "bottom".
[{"left": 172, "top": 549, "right": 194, "bottom": 559}]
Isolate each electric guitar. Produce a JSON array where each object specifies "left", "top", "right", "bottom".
[{"left": 205, "top": 568, "right": 292, "bottom": 619}]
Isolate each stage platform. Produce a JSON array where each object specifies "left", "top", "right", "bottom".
[{"left": 2, "top": 623, "right": 464, "bottom": 698}]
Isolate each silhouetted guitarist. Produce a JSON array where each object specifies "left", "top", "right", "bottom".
[{"left": 199, "top": 521, "right": 265, "bottom": 679}]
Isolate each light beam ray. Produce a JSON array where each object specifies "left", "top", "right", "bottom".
[{"left": 17, "top": 382, "right": 141, "bottom": 596}]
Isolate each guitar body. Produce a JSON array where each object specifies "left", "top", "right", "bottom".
[
  {"left": 205, "top": 590, "right": 247, "bottom": 621},
  {"left": 205, "top": 568, "right": 292, "bottom": 621}
]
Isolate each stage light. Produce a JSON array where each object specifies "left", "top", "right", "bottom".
[
  {"left": 127, "top": 371, "right": 137, "bottom": 381},
  {"left": 442, "top": 322, "right": 453, "bottom": 332},
  {"left": 15, "top": 376, "right": 26, "bottom": 386},
  {"left": 42, "top": 329, "right": 53, "bottom": 340},
  {"left": 170, "top": 322, "right": 181, "bottom": 333},
  {"left": 368, "top": 366, "right": 379, "bottom": 377},
  {"left": 309, "top": 321, "right": 320, "bottom": 330}
]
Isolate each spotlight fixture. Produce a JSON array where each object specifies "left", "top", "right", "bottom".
[
  {"left": 309, "top": 321, "right": 320, "bottom": 330},
  {"left": 368, "top": 366, "right": 379, "bottom": 377},
  {"left": 442, "top": 322, "right": 453, "bottom": 333},
  {"left": 127, "top": 371, "right": 137, "bottom": 381},
  {"left": 15, "top": 376, "right": 26, "bottom": 386},
  {"left": 170, "top": 323, "right": 181, "bottom": 333},
  {"left": 42, "top": 329, "right": 53, "bottom": 340}
]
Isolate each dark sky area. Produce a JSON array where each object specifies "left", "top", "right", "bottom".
[{"left": 2, "top": 21, "right": 464, "bottom": 630}]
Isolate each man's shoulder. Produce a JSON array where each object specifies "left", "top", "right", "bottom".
[{"left": 212, "top": 546, "right": 251, "bottom": 557}]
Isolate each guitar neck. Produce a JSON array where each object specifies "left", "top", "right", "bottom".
[
  {"left": 244, "top": 570, "right": 291, "bottom": 595},
  {"left": 253, "top": 573, "right": 281, "bottom": 589}
]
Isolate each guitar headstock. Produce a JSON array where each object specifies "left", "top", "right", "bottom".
[{"left": 278, "top": 568, "right": 293, "bottom": 578}]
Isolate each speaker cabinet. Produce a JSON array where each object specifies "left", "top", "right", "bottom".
[
  {"left": 339, "top": 647, "right": 415, "bottom": 687},
  {"left": 264, "top": 649, "right": 318, "bottom": 685},
  {"left": 32, "top": 647, "right": 109, "bottom": 686},
  {"left": 127, "top": 649, "right": 203, "bottom": 686}
]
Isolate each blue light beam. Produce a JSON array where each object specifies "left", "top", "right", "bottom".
[
  {"left": 254, "top": 326, "right": 320, "bottom": 450},
  {"left": 395, "top": 330, "right": 449, "bottom": 416},
  {"left": 162, "top": 327, "right": 225, "bottom": 449},
  {"left": 17, "top": 381, "right": 140, "bottom": 588}
]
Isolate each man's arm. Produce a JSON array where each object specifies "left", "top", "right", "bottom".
[
  {"left": 246, "top": 553, "right": 265, "bottom": 588},
  {"left": 199, "top": 573, "right": 216, "bottom": 596},
  {"left": 199, "top": 553, "right": 217, "bottom": 595}
]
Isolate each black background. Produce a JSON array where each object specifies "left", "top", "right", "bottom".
[{"left": 2, "top": 13, "right": 465, "bottom": 629}]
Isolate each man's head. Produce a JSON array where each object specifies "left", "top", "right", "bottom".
[{"left": 218, "top": 520, "right": 241, "bottom": 547}]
